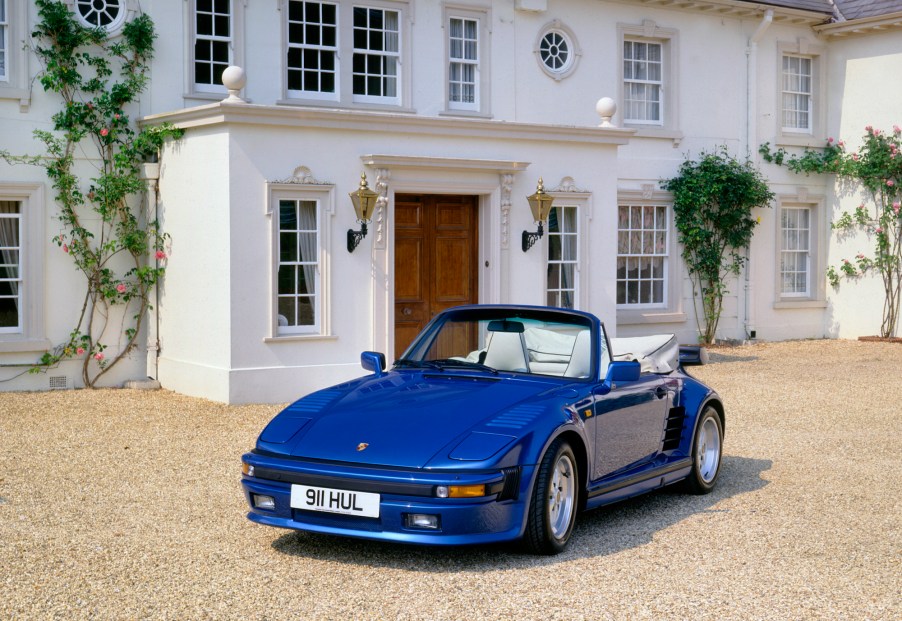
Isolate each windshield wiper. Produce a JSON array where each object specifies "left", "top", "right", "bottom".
[
  {"left": 394, "top": 359, "right": 444, "bottom": 370},
  {"left": 430, "top": 359, "right": 500, "bottom": 375},
  {"left": 394, "top": 358, "right": 499, "bottom": 375}
]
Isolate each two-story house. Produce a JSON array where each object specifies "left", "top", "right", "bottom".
[{"left": 1, "top": 0, "right": 901, "bottom": 402}]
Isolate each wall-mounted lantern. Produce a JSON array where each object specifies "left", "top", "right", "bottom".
[
  {"left": 347, "top": 172, "right": 379, "bottom": 253},
  {"left": 522, "top": 178, "right": 555, "bottom": 252}
]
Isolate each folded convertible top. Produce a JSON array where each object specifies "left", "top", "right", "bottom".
[{"left": 611, "top": 334, "right": 679, "bottom": 374}]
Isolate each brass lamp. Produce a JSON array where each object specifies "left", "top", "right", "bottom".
[
  {"left": 348, "top": 172, "right": 379, "bottom": 252},
  {"left": 522, "top": 178, "right": 555, "bottom": 252}
]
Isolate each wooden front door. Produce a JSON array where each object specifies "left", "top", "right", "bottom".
[{"left": 394, "top": 194, "right": 479, "bottom": 356}]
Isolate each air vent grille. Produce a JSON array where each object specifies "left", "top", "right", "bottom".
[
  {"left": 662, "top": 406, "right": 686, "bottom": 451},
  {"left": 48, "top": 376, "right": 71, "bottom": 390}
]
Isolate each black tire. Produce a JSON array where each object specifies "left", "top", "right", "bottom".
[
  {"left": 522, "top": 438, "right": 579, "bottom": 555},
  {"left": 682, "top": 406, "right": 723, "bottom": 495}
]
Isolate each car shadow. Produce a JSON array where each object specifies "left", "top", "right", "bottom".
[
  {"left": 268, "top": 455, "right": 771, "bottom": 568},
  {"left": 706, "top": 351, "right": 759, "bottom": 364}
]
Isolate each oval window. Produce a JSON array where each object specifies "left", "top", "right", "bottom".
[{"left": 74, "top": 0, "right": 126, "bottom": 30}]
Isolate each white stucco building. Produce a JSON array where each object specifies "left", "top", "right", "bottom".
[{"left": 1, "top": 0, "right": 901, "bottom": 402}]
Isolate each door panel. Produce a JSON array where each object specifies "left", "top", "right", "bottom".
[
  {"left": 592, "top": 375, "right": 668, "bottom": 481},
  {"left": 395, "top": 195, "right": 478, "bottom": 356}
]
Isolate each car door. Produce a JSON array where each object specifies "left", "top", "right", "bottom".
[{"left": 591, "top": 372, "right": 669, "bottom": 481}]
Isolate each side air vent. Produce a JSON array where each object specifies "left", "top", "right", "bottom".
[
  {"left": 662, "top": 406, "right": 686, "bottom": 451},
  {"left": 48, "top": 376, "right": 71, "bottom": 390},
  {"left": 498, "top": 467, "right": 522, "bottom": 501}
]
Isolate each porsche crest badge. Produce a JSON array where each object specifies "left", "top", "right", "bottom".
[{"left": 356, "top": 443, "right": 369, "bottom": 452}]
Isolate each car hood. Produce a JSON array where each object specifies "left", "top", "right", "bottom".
[{"left": 258, "top": 370, "right": 562, "bottom": 468}]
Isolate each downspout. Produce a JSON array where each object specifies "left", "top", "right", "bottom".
[
  {"left": 141, "top": 162, "right": 161, "bottom": 379},
  {"left": 744, "top": 9, "right": 773, "bottom": 341}
]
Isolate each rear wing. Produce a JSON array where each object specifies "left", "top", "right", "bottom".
[{"left": 679, "top": 345, "right": 709, "bottom": 367}]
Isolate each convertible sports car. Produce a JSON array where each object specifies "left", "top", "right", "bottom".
[{"left": 241, "top": 305, "right": 723, "bottom": 554}]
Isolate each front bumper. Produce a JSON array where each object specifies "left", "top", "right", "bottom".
[{"left": 241, "top": 452, "right": 534, "bottom": 546}]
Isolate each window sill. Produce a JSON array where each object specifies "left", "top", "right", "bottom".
[
  {"left": 616, "top": 311, "right": 687, "bottom": 325},
  {"left": 184, "top": 90, "right": 229, "bottom": 102},
  {"left": 625, "top": 127, "right": 684, "bottom": 147},
  {"left": 776, "top": 135, "right": 824, "bottom": 149},
  {"left": 0, "top": 338, "right": 53, "bottom": 354},
  {"left": 276, "top": 99, "right": 416, "bottom": 115},
  {"left": 773, "top": 299, "right": 827, "bottom": 309},
  {"left": 439, "top": 109, "right": 493, "bottom": 120},
  {"left": 264, "top": 334, "right": 338, "bottom": 343}
]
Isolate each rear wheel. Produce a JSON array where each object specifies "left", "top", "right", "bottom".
[
  {"left": 683, "top": 407, "right": 723, "bottom": 494},
  {"left": 522, "top": 438, "right": 578, "bottom": 555}
]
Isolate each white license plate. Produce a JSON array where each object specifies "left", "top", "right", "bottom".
[{"left": 290, "top": 484, "right": 380, "bottom": 518}]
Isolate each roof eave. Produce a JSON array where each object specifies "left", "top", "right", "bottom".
[
  {"left": 614, "top": 0, "right": 832, "bottom": 27},
  {"left": 813, "top": 11, "right": 902, "bottom": 38}
]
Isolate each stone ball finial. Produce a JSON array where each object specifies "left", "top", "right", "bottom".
[
  {"left": 596, "top": 97, "right": 617, "bottom": 127},
  {"left": 222, "top": 66, "right": 247, "bottom": 102}
]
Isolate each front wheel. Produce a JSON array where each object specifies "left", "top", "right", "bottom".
[
  {"left": 683, "top": 407, "right": 723, "bottom": 494},
  {"left": 522, "top": 438, "right": 578, "bottom": 555}
]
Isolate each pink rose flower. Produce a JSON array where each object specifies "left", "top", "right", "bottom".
[
  {"left": 114, "top": 113, "right": 121, "bottom": 120},
  {"left": 852, "top": 153, "right": 860, "bottom": 161},
  {"left": 100, "top": 128, "right": 109, "bottom": 137},
  {"left": 865, "top": 125, "right": 873, "bottom": 132},
  {"left": 155, "top": 250, "right": 167, "bottom": 260},
  {"left": 893, "top": 202, "right": 901, "bottom": 214},
  {"left": 827, "top": 137, "right": 834, "bottom": 143},
  {"left": 94, "top": 352, "right": 104, "bottom": 361},
  {"left": 76, "top": 347, "right": 85, "bottom": 355},
  {"left": 856, "top": 254, "right": 865, "bottom": 259},
  {"left": 838, "top": 140, "right": 845, "bottom": 147},
  {"left": 876, "top": 227, "right": 884, "bottom": 234},
  {"left": 895, "top": 125, "right": 901, "bottom": 134},
  {"left": 843, "top": 259, "right": 850, "bottom": 264},
  {"left": 116, "top": 283, "right": 127, "bottom": 293},
  {"left": 888, "top": 180, "right": 896, "bottom": 187},
  {"left": 62, "top": 243, "right": 69, "bottom": 253}
]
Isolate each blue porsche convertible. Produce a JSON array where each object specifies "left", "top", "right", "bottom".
[{"left": 241, "top": 305, "right": 723, "bottom": 554}]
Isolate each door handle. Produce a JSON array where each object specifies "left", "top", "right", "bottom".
[{"left": 655, "top": 386, "right": 668, "bottom": 399}]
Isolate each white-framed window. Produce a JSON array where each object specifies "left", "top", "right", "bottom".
[
  {"left": 546, "top": 204, "right": 579, "bottom": 309},
  {"left": 617, "top": 204, "right": 668, "bottom": 307},
  {"left": 0, "top": 200, "right": 20, "bottom": 333},
  {"left": 0, "top": 184, "right": 48, "bottom": 351},
  {"left": 352, "top": 6, "right": 400, "bottom": 104},
  {"left": 193, "top": 0, "right": 232, "bottom": 93},
  {"left": 187, "top": 0, "right": 244, "bottom": 99},
  {"left": 442, "top": 5, "right": 490, "bottom": 117},
  {"left": 780, "top": 207, "right": 810, "bottom": 297},
  {"left": 774, "top": 195, "right": 825, "bottom": 308},
  {"left": 448, "top": 17, "right": 478, "bottom": 109},
  {"left": 282, "top": 1, "right": 409, "bottom": 108},
  {"left": 267, "top": 182, "right": 334, "bottom": 338},
  {"left": 73, "top": 0, "right": 126, "bottom": 31},
  {"left": 0, "top": 0, "right": 30, "bottom": 106},
  {"left": 534, "top": 20, "right": 580, "bottom": 81},
  {"left": 623, "top": 40, "right": 662, "bottom": 125},
  {"left": 286, "top": 0, "right": 338, "bottom": 99},
  {"left": 782, "top": 54, "right": 812, "bottom": 133},
  {"left": 618, "top": 21, "right": 679, "bottom": 135},
  {"left": 0, "top": 0, "right": 8, "bottom": 82},
  {"left": 277, "top": 198, "right": 320, "bottom": 333},
  {"left": 776, "top": 41, "right": 825, "bottom": 146}
]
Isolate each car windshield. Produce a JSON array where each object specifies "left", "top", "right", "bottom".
[{"left": 397, "top": 308, "right": 604, "bottom": 379}]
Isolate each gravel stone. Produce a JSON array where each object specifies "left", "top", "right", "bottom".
[{"left": 0, "top": 339, "right": 899, "bottom": 620}]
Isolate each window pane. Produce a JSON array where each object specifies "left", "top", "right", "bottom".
[{"left": 617, "top": 203, "right": 669, "bottom": 307}]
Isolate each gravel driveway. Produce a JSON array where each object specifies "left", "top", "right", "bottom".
[{"left": 1, "top": 339, "right": 899, "bottom": 620}]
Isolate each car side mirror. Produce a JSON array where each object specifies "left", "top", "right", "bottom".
[
  {"left": 596, "top": 360, "right": 641, "bottom": 395},
  {"left": 361, "top": 351, "right": 386, "bottom": 377}
]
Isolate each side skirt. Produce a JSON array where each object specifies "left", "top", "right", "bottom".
[{"left": 584, "top": 458, "right": 692, "bottom": 510}]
